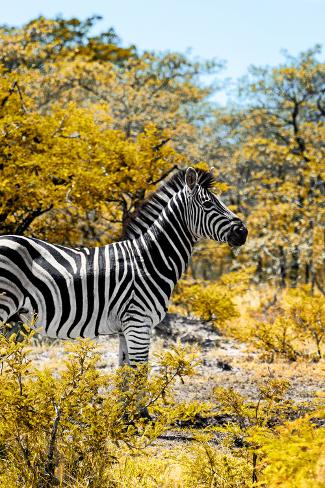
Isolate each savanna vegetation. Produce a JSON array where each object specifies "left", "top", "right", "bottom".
[{"left": 0, "top": 15, "right": 324, "bottom": 487}]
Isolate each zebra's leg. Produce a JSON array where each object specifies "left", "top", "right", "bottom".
[
  {"left": 119, "top": 325, "right": 152, "bottom": 420},
  {"left": 122, "top": 324, "right": 151, "bottom": 366},
  {"left": 118, "top": 333, "right": 130, "bottom": 366}
]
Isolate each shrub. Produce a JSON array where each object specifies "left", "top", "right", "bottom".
[
  {"left": 180, "top": 434, "right": 253, "bottom": 488},
  {"left": 257, "top": 413, "right": 325, "bottom": 488},
  {"left": 171, "top": 269, "right": 254, "bottom": 326},
  {"left": 285, "top": 287, "right": 325, "bottom": 360},
  {"left": 234, "top": 285, "right": 325, "bottom": 361},
  {"left": 212, "top": 378, "right": 294, "bottom": 485},
  {"left": 0, "top": 330, "right": 200, "bottom": 487},
  {"left": 250, "top": 316, "right": 300, "bottom": 361}
]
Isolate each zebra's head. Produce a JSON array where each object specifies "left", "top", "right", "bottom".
[{"left": 185, "top": 167, "right": 248, "bottom": 247}]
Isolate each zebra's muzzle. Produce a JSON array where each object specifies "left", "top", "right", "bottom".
[{"left": 228, "top": 224, "right": 248, "bottom": 247}]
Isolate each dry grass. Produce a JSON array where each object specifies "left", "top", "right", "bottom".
[{"left": 27, "top": 285, "right": 325, "bottom": 408}]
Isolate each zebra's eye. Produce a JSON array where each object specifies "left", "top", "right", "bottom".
[{"left": 202, "top": 200, "right": 214, "bottom": 210}]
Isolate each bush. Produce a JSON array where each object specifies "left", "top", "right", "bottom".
[
  {"left": 257, "top": 414, "right": 325, "bottom": 488},
  {"left": 171, "top": 269, "right": 254, "bottom": 326},
  {"left": 285, "top": 287, "right": 325, "bottom": 360},
  {"left": 251, "top": 317, "right": 300, "bottom": 361},
  {"left": 0, "top": 330, "right": 199, "bottom": 487},
  {"left": 0, "top": 314, "right": 322, "bottom": 487},
  {"left": 232, "top": 285, "right": 325, "bottom": 361}
]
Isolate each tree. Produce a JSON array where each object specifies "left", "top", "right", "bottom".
[
  {"left": 200, "top": 47, "right": 325, "bottom": 290},
  {"left": 0, "top": 83, "right": 183, "bottom": 242},
  {"left": 0, "top": 16, "right": 222, "bottom": 244}
]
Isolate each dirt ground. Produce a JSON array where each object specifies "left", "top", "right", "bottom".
[
  {"left": 25, "top": 313, "right": 325, "bottom": 454},
  {"left": 28, "top": 313, "right": 325, "bottom": 443}
]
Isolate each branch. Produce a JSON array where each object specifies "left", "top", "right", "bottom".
[
  {"left": 291, "top": 101, "right": 310, "bottom": 162},
  {"left": 317, "top": 93, "right": 325, "bottom": 117},
  {"left": 15, "top": 82, "right": 28, "bottom": 113},
  {"left": 58, "top": 133, "right": 81, "bottom": 139},
  {"left": 51, "top": 115, "right": 68, "bottom": 137},
  {"left": 153, "top": 138, "right": 171, "bottom": 152},
  {"left": 105, "top": 198, "right": 120, "bottom": 203},
  {"left": 0, "top": 81, "right": 27, "bottom": 113},
  {"left": 78, "top": 81, "right": 111, "bottom": 104},
  {"left": 15, "top": 205, "right": 54, "bottom": 235},
  {"left": 45, "top": 404, "right": 61, "bottom": 482},
  {"left": 147, "top": 164, "right": 178, "bottom": 186},
  {"left": 315, "top": 277, "right": 325, "bottom": 296},
  {"left": 150, "top": 71, "right": 183, "bottom": 96},
  {"left": 0, "top": 81, "right": 17, "bottom": 108}
]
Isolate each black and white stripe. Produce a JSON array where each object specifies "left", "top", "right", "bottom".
[{"left": 0, "top": 168, "right": 247, "bottom": 365}]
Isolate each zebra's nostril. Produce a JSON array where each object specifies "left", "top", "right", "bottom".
[
  {"left": 233, "top": 227, "right": 241, "bottom": 236},
  {"left": 237, "top": 226, "right": 247, "bottom": 236}
]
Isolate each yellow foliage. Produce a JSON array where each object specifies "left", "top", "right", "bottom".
[
  {"left": 172, "top": 279, "right": 239, "bottom": 324},
  {"left": 199, "top": 48, "right": 325, "bottom": 288},
  {"left": 172, "top": 269, "right": 254, "bottom": 326},
  {"left": 227, "top": 285, "right": 325, "bottom": 361},
  {"left": 0, "top": 84, "right": 183, "bottom": 242},
  {"left": 251, "top": 317, "right": 300, "bottom": 361},
  {"left": 0, "top": 16, "right": 215, "bottom": 245},
  {"left": 285, "top": 287, "right": 325, "bottom": 359},
  {"left": 0, "top": 330, "right": 201, "bottom": 486},
  {"left": 1, "top": 14, "right": 324, "bottom": 488},
  {"left": 257, "top": 414, "right": 325, "bottom": 488},
  {"left": 212, "top": 377, "right": 323, "bottom": 486},
  {"left": 0, "top": 324, "right": 323, "bottom": 487}
]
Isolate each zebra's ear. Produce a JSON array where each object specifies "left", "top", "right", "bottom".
[{"left": 185, "top": 167, "right": 198, "bottom": 191}]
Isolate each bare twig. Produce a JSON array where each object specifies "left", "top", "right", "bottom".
[
  {"left": 15, "top": 205, "right": 54, "bottom": 235},
  {"left": 148, "top": 164, "right": 178, "bottom": 186},
  {"left": 0, "top": 81, "right": 27, "bottom": 113},
  {"left": 45, "top": 404, "right": 61, "bottom": 483}
]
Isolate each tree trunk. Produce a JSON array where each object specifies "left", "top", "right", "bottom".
[
  {"left": 279, "top": 247, "right": 287, "bottom": 288},
  {"left": 290, "top": 245, "right": 299, "bottom": 287}
]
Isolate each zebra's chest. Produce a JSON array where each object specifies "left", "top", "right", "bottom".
[{"left": 120, "top": 270, "right": 171, "bottom": 328}]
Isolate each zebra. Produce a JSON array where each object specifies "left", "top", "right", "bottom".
[{"left": 0, "top": 167, "right": 247, "bottom": 366}]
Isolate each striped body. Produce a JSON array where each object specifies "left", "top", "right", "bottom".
[
  {"left": 0, "top": 169, "right": 247, "bottom": 364},
  {"left": 0, "top": 237, "right": 135, "bottom": 338}
]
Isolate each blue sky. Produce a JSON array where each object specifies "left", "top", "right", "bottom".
[{"left": 1, "top": 0, "right": 324, "bottom": 103}]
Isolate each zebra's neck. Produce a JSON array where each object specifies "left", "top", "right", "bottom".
[{"left": 134, "top": 189, "right": 196, "bottom": 286}]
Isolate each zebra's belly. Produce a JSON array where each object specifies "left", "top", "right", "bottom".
[
  {"left": 19, "top": 296, "right": 125, "bottom": 339},
  {"left": 25, "top": 310, "right": 122, "bottom": 339},
  {"left": 16, "top": 271, "right": 134, "bottom": 338}
]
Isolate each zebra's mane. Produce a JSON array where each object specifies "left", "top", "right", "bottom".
[{"left": 124, "top": 168, "right": 216, "bottom": 239}]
